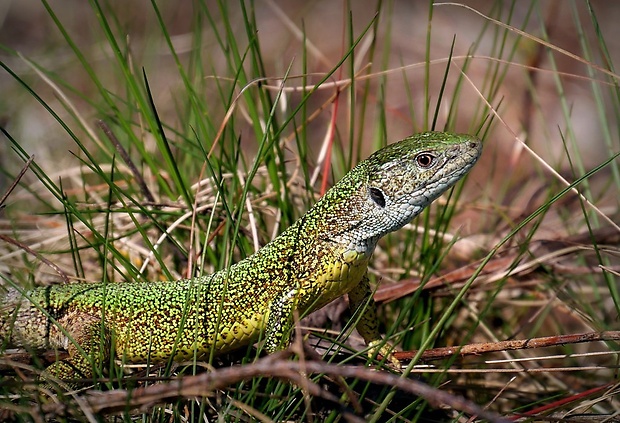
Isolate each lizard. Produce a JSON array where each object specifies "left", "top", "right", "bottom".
[{"left": 0, "top": 131, "right": 482, "bottom": 384}]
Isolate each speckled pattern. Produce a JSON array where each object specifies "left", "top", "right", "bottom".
[{"left": 0, "top": 132, "right": 482, "bottom": 381}]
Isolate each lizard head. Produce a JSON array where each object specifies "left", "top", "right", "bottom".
[{"left": 314, "top": 131, "right": 482, "bottom": 254}]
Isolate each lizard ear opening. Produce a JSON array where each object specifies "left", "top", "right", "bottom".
[{"left": 369, "top": 187, "right": 386, "bottom": 208}]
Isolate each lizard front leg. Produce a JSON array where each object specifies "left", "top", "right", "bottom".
[
  {"left": 263, "top": 289, "right": 299, "bottom": 353},
  {"left": 347, "top": 273, "right": 399, "bottom": 367}
]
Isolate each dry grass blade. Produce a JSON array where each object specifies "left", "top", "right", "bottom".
[
  {"left": 0, "top": 234, "right": 70, "bottom": 284},
  {"left": 436, "top": 2, "right": 620, "bottom": 81},
  {"left": 97, "top": 120, "right": 156, "bottom": 203},
  {"left": 0, "top": 153, "right": 34, "bottom": 210},
  {"left": 375, "top": 226, "right": 620, "bottom": 303}
]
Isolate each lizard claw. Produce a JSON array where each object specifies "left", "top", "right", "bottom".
[{"left": 368, "top": 339, "right": 401, "bottom": 370}]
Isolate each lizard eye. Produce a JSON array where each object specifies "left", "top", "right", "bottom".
[
  {"left": 415, "top": 153, "right": 436, "bottom": 168},
  {"left": 369, "top": 187, "right": 386, "bottom": 208}
]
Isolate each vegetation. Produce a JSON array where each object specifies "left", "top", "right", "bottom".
[{"left": 1, "top": 1, "right": 618, "bottom": 421}]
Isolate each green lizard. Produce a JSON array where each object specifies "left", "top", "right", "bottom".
[{"left": 1, "top": 131, "right": 481, "bottom": 384}]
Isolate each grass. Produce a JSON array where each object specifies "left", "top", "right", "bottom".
[{"left": 1, "top": 0, "right": 620, "bottom": 421}]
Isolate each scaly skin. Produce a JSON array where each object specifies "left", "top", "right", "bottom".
[{"left": 0, "top": 131, "right": 482, "bottom": 383}]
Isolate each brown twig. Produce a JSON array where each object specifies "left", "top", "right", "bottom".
[
  {"left": 40, "top": 350, "right": 509, "bottom": 422},
  {"left": 394, "top": 331, "right": 620, "bottom": 362}
]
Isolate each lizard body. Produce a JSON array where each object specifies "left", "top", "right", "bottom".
[{"left": 1, "top": 131, "right": 481, "bottom": 382}]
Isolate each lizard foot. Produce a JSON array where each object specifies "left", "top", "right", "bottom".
[{"left": 367, "top": 339, "right": 401, "bottom": 370}]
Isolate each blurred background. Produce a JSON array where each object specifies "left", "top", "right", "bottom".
[{"left": 2, "top": 0, "right": 619, "bottom": 176}]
